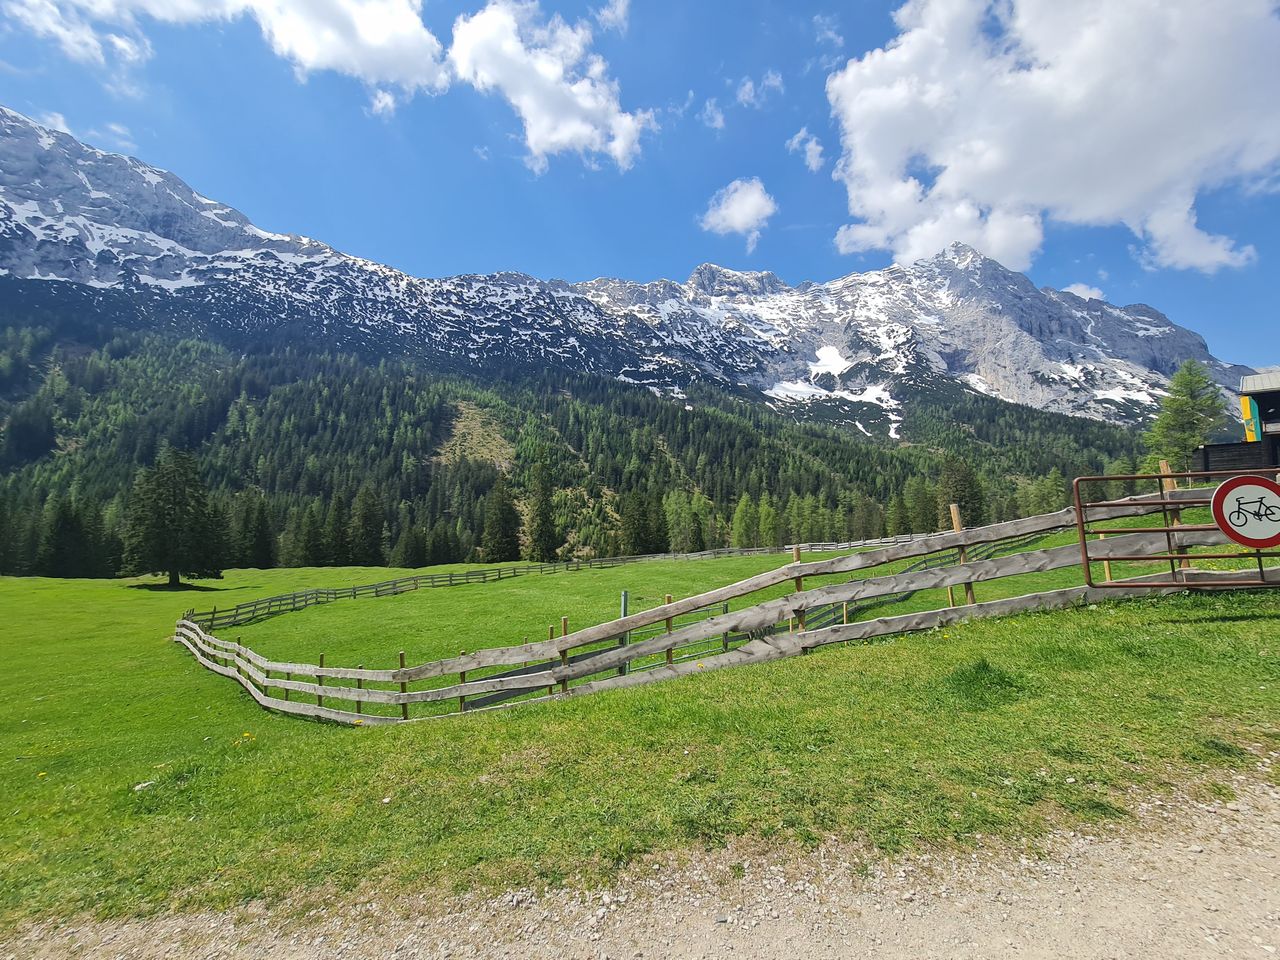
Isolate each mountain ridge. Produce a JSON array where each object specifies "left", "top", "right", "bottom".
[{"left": 0, "top": 106, "right": 1252, "bottom": 432}]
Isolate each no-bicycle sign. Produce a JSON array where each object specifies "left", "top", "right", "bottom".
[{"left": 1211, "top": 475, "right": 1280, "bottom": 549}]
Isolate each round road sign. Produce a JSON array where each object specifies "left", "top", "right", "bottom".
[{"left": 1210, "top": 475, "right": 1280, "bottom": 549}]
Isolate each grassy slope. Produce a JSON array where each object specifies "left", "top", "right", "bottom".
[{"left": 2, "top": 554, "right": 1277, "bottom": 929}]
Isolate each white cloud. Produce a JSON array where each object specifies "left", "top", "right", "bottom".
[
  {"left": 86, "top": 120, "right": 136, "bottom": 151},
  {"left": 826, "top": 0, "right": 1280, "bottom": 273},
  {"left": 3, "top": 0, "right": 451, "bottom": 93},
  {"left": 369, "top": 89, "right": 396, "bottom": 116},
  {"left": 786, "top": 127, "right": 824, "bottom": 172},
  {"left": 813, "top": 14, "right": 842, "bottom": 47},
  {"left": 699, "top": 177, "right": 778, "bottom": 253},
  {"left": 7, "top": 0, "right": 655, "bottom": 174},
  {"left": 1062, "top": 283, "right": 1105, "bottom": 302},
  {"left": 735, "top": 69, "right": 783, "bottom": 108},
  {"left": 699, "top": 97, "right": 724, "bottom": 130},
  {"left": 35, "top": 110, "right": 72, "bottom": 134},
  {"left": 594, "top": 0, "right": 628, "bottom": 33},
  {"left": 449, "top": 1, "right": 653, "bottom": 173}
]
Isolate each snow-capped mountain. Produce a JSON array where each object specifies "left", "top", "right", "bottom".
[{"left": 0, "top": 107, "right": 1252, "bottom": 433}]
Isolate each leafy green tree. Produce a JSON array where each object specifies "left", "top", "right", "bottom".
[
  {"left": 481, "top": 477, "right": 521, "bottom": 562},
  {"left": 1142, "top": 360, "right": 1227, "bottom": 472},
  {"left": 122, "top": 447, "right": 222, "bottom": 587}
]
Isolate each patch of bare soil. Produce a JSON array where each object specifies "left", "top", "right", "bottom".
[{"left": 8, "top": 757, "right": 1279, "bottom": 960}]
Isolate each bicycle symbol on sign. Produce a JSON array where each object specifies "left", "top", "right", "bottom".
[{"left": 1228, "top": 496, "right": 1280, "bottom": 528}]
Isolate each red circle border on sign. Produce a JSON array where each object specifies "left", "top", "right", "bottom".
[{"left": 1210, "top": 475, "right": 1280, "bottom": 549}]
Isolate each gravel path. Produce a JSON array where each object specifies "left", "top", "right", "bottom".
[{"left": 8, "top": 760, "right": 1278, "bottom": 960}]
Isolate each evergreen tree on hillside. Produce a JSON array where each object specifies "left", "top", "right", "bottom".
[
  {"left": 35, "top": 494, "right": 86, "bottom": 577},
  {"left": 937, "top": 457, "right": 987, "bottom": 528},
  {"left": 619, "top": 492, "right": 651, "bottom": 555},
  {"left": 1142, "top": 360, "right": 1227, "bottom": 472},
  {"left": 731, "top": 493, "right": 759, "bottom": 548},
  {"left": 348, "top": 484, "right": 384, "bottom": 566},
  {"left": 758, "top": 492, "right": 779, "bottom": 548},
  {"left": 885, "top": 493, "right": 908, "bottom": 537},
  {"left": 389, "top": 523, "right": 426, "bottom": 568},
  {"left": 481, "top": 477, "right": 522, "bottom": 562},
  {"left": 122, "top": 447, "right": 222, "bottom": 586},
  {"left": 526, "top": 469, "right": 560, "bottom": 562},
  {"left": 647, "top": 491, "right": 670, "bottom": 553}
]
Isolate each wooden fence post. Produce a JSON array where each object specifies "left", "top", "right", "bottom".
[
  {"left": 664, "top": 593, "right": 674, "bottom": 665},
  {"left": 1098, "top": 531, "right": 1113, "bottom": 582},
  {"left": 284, "top": 671, "right": 291, "bottom": 702},
  {"left": 1159, "top": 459, "right": 1191, "bottom": 570},
  {"left": 356, "top": 665, "right": 364, "bottom": 716},
  {"left": 950, "top": 504, "right": 977, "bottom": 605},
  {"left": 317, "top": 653, "right": 325, "bottom": 709},
  {"left": 398, "top": 651, "right": 409, "bottom": 721},
  {"left": 458, "top": 651, "right": 467, "bottom": 713},
  {"left": 559, "top": 650, "right": 569, "bottom": 695}
]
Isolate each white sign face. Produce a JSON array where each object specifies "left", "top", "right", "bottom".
[{"left": 1211, "top": 476, "right": 1280, "bottom": 549}]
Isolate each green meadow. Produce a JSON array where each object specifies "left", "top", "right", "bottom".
[{"left": 2, "top": 547, "right": 1277, "bottom": 931}]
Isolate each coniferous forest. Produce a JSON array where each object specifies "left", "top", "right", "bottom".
[{"left": 0, "top": 308, "right": 1145, "bottom": 578}]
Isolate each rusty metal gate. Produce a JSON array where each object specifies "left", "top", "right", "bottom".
[{"left": 1073, "top": 467, "right": 1280, "bottom": 589}]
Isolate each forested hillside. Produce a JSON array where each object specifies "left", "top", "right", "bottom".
[{"left": 0, "top": 307, "right": 1143, "bottom": 577}]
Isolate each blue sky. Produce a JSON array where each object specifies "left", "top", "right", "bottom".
[{"left": 2, "top": 0, "right": 1278, "bottom": 366}]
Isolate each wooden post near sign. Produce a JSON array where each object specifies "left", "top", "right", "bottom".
[
  {"left": 948, "top": 504, "right": 976, "bottom": 606},
  {"left": 1159, "top": 459, "right": 1191, "bottom": 571}
]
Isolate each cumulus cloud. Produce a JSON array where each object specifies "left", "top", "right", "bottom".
[
  {"left": 3, "top": 0, "right": 451, "bottom": 92},
  {"left": 699, "top": 177, "right": 777, "bottom": 253},
  {"left": 449, "top": 1, "right": 653, "bottom": 172},
  {"left": 7, "top": 0, "right": 655, "bottom": 173},
  {"left": 735, "top": 69, "right": 783, "bottom": 108},
  {"left": 594, "top": 0, "right": 628, "bottom": 33},
  {"left": 699, "top": 97, "right": 725, "bottom": 130},
  {"left": 826, "top": 0, "right": 1280, "bottom": 273},
  {"left": 1062, "top": 283, "right": 1105, "bottom": 302},
  {"left": 786, "top": 127, "right": 824, "bottom": 172}
]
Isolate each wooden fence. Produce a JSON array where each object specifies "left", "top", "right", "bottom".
[
  {"left": 174, "top": 487, "right": 1277, "bottom": 726},
  {"left": 184, "top": 536, "right": 924, "bottom": 631}
]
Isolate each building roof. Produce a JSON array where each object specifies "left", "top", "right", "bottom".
[{"left": 1241, "top": 371, "right": 1280, "bottom": 394}]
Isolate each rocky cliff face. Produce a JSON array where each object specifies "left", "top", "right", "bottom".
[{"left": 0, "top": 107, "right": 1252, "bottom": 434}]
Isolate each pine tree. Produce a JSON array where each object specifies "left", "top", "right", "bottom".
[
  {"left": 389, "top": 524, "right": 426, "bottom": 568},
  {"left": 619, "top": 492, "right": 651, "bottom": 555},
  {"left": 757, "top": 492, "right": 779, "bottom": 548},
  {"left": 348, "top": 484, "right": 384, "bottom": 566},
  {"left": 730, "top": 493, "right": 759, "bottom": 548},
  {"left": 481, "top": 477, "right": 522, "bottom": 562},
  {"left": 647, "top": 490, "right": 670, "bottom": 553},
  {"left": 526, "top": 470, "right": 560, "bottom": 562},
  {"left": 1142, "top": 360, "right": 1227, "bottom": 472},
  {"left": 885, "top": 493, "right": 908, "bottom": 537},
  {"left": 122, "top": 447, "right": 222, "bottom": 586},
  {"left": 35, "top": 493, "right": 86, "bottom": 577},
  {"left": 937, "top": 457, "right": 987, "bottom": 528}
]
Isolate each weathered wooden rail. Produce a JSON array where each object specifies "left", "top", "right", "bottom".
[
  {"left": 174, "top": 487, "right": 1276, "bottom": 725},
  {"left": 185, "top": 536, "right": 924, "bottom": 632}
]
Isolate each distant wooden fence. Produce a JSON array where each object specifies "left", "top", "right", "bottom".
[
  {"left": 183, "top": 536, "right": 924, "bottom": 632},
  {"left": 174, "top": 488, "right": 1276, "bottom": 726}
]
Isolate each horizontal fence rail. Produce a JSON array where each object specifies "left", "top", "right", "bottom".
[
  {"left": 174, "top": 486, "right": 1279, "bottom": 726},
  {"left": 183, "top": 536, "right": 925, "bottom": 631}
]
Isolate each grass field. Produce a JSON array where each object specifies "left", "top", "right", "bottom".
[{"left": 3, "top": 547, "right": 1278, "bottom": 931}]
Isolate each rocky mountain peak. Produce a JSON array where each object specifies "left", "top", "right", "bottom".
[{"left": 685, "top": 263, "right": 789, "bottom": 298}]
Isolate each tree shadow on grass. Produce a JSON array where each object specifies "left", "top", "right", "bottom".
[{"left": 127, "top": 582, "right": 226, "bottom": 593}]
